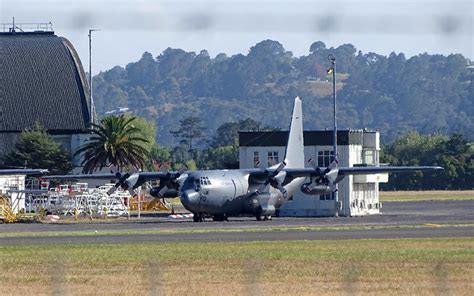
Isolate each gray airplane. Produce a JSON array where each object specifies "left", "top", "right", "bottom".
[{"left": 47, "top": 97, "right": 442, "bottom": 222}]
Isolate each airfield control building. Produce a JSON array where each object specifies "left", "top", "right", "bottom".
[
  {"left": 239, "top": 130, "right": 388, "bottom": 217},
  {"left": 0, "top": 26, "right": 92, "bottom": 171}
]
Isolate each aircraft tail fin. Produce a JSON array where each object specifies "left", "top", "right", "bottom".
[{"left": 284, "top": 96, "right": 305, "bottom": 168}]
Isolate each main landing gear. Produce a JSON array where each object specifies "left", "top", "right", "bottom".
[
  {"left": 193, "top": 212, "right": 204, "bottom": 222},
  {"left": 255, "top": 207, "right": 272, "bottom": 221},
  {"left": 193, "top": 213, "right": 228, "bottom": 222},
  {"left": 256, "top": 214, "right": 272, "bottom": 221},
  {"left": 212, "top": 214, "right": 228, "bottom": 222}
]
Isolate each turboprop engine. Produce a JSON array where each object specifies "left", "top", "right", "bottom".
[
  {"left": 149, "top": 186, "right": 179, "bottom": 198},
  {"left": 300, "top": 159, "right": 339, "bottom": 196},
  {"left": 245, "top": 192, "right": 265, "bottom": 215},
  {"left": 300, "top": 182, "right": 332, "bottom": 195},
  {"left": 149, "top": 165, "right": 188, "bottom": 198},
  {"left": 245, "top": 192, "right": 276, "bottom": 216}
]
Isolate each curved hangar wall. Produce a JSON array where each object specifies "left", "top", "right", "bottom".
[{"left": 0, "top": 31, "right": 92, "bottom": 168}]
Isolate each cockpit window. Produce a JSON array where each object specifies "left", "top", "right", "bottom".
[
  {"left": 193, "top": 178, "right": 201, "bottom": 191},
  {"left": 199, "top": 176, "right": 212, "bottom": 186}
]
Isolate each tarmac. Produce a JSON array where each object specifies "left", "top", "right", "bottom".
[{"left": 0, "top": 200, "right": 473, "bottom": 245}]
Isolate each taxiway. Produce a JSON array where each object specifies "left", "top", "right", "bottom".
[{"left": 0, "top": 200, "right": 472, "bottom": 245}]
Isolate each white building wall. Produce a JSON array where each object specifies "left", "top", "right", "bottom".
[
  {"left": 350, "top": 131, "right": 384, "bottom": 216},
  {"left": 239, "top": 130, "right": 384, "bottom": 217}
]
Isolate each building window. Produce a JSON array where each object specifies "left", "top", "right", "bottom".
[
  {"left": 267, "top": 151, "right": 279, "bottom": 166},
  {"left": 317, "top": 150, "right": 334, "bottom": 167},
  {"left": 253, "top": 151, "right": 260, "bottom": 168},
  {"left": 363, "top": 150, "right": 375, "bottom": 165}
]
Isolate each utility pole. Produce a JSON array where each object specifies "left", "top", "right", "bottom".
[
  {"left": 88, "top": 29, "right": 99, "bottom": 124},
  {"left": 327, "top": 54, "right": 339, "bottom": 217},
  {"left": 468, "top": 66, "right": 474, "bottom": 95}
]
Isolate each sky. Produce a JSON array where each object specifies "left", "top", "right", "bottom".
[{"left": 1, "top": 0, "right": 472, "bottom": 75}]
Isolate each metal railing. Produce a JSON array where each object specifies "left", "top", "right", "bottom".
[{"left": 1, "top": 22, "right": 53, "bottom": 33}]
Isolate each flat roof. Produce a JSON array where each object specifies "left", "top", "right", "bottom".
[{"left": 239, "top": 130, "right": 378, "bottom": 147}]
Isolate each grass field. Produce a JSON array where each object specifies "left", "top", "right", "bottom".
[
  {"left": 380, "top": 190, "right": 474, "bottom": 202},
  {"left": 0, "top": 238, "right": 472, "bottom": 295}
]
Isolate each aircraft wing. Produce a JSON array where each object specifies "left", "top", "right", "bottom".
[
  {"left": 44, "top": 171, "right": 187, "bottom": 196},
  {"left": 44, "top": 171, "right": 176, "bottom": 181},
  {"left": 0, "top": 169, "right": 49, "bottom": 175},
  {"left": 243, "top": 166, "right": 443, "bottom": 181},
  {"left": 337, "top": 166, "right": 443, "bottom": 176}
]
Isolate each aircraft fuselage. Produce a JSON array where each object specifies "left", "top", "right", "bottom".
[{"left": 179, "top": 170, "right": 301, "bottom": 218}]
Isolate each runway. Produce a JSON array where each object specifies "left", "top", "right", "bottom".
[{"left": 1, "top": 200, "right": 473, "bottom": 245}]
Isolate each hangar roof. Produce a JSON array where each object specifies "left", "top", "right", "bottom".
[{"left": 0, "top": 31, "right": 91, "bottom": 134}]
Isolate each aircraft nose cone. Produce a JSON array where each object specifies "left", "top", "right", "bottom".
[{"left": 180, "top": 189, "right": 200, "bottom": 212}]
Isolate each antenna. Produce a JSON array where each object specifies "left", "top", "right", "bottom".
[
  {"left": 10, "top": 16, "right": 15, "bottom": 32},
  {"left": 88, "top": 29, "right": 100, "bottom": 124}
]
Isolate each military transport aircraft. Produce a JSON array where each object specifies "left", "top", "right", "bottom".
[{"left": 46, "top": 97, "right": 442, "bottom": 222}]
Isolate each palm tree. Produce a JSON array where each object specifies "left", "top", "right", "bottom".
[{"left": 76, "top": 115, "right": 150, "bottom": 173}]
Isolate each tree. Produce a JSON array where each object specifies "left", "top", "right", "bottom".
[
  {"left": 147, "top": 145, "right": 172, "bottom": 171},
  {"left": 123, "top": 115, "right": 156, "bottom": 151},
  {"left": 92, "top": 41, "right": 473, "bottom": 145},
  {"left": 309, "top": 41, "right": 326, "bottom": 53},
  {"left": 2, "top": 124, "right": 72, "bottom": 174},
  {"left": 212, "top": 118, "right": 262, "bottom": 147},
  {"left": 75, "top": 115, "right": 151, "bottom": 173},
  {"left": 170, "top": 116, "right": 205, "bottom": 151},
  {"left": 381, "top": 132, "right": 473, "bottom": 190},
  {"left": 200, "top": 146, "right": 239, "bottom": 169},
  {"left": 125, "top": 52, "right": 160, "bottom": 88}
]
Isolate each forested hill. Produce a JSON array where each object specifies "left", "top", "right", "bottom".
[{"left": 92, "top": 40, "right": 473, "bottom": 145}]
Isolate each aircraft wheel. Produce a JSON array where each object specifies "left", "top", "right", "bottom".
[
  {"left": 255, "top": 207, "right": 263, "bottom": 221},
  {"left": 193, "top": 213, "right": 203, "bottom": 222},
  {"left": 212, "top": 214, "right": 228, "bottom": 222},
  {"left": 264, "top": 215, "right": 272, "bottom": 221}
]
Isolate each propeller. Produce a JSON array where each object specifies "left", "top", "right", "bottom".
[
  {"left": 155, "top": 164, "right": 188, "bottom": 197},
  {"left": 256, "top": 161, "right": 287, "bottom": 196},
  {"left": 107, "top": 165, "right": 141, "bottom": 196},
  {"left": 310, "top": 156, "right": 339, "bottom": 192}
]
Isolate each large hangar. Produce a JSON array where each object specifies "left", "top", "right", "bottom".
[
  {"left": 0, "top": 26, "right": 92, "bottom": 170},
  {"left": 239, "top": 129, "right": 388, "bottom": 217}
]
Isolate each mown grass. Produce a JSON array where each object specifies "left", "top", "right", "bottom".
[
  {"left": 1, "top": 223, "right": 473, "bottom": 238},
  {"left": 0, "top": 238, "right": 472, "bottom": 295},
  {"left": 380, "top": 190, "right": 474, "bottom": 202}
]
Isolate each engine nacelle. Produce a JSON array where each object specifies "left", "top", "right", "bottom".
[
  {"left": 149, "top": 186, "right": 179, "bottom": 198},
  {"left": 246, "top": 192, "right": 278, "bottom": 216},
  {"left": 300, "top": 182, "right": 332, "bottom": 195},
  {"left": 260, "top": 204, "right": 276, "bottom": 216}
]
